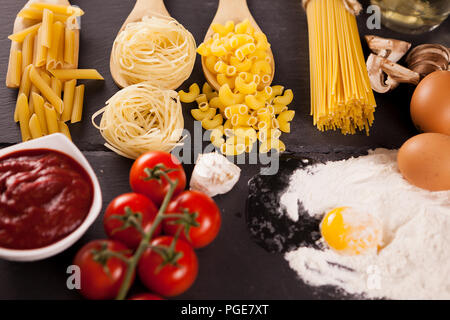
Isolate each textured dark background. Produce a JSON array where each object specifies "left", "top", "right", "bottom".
[{"left": 0, "top": 0, "right": 448, "bottom": 299}]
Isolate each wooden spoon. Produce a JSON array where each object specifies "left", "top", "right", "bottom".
[
  {"left": 202, "top": 0, "right": 275, "bottom": 91},
  {"left": 110, "top": 0, "right": 170, "bottom": 89},
  {"left": 6, "top": 0, "right": 80, "bottom": 88}
]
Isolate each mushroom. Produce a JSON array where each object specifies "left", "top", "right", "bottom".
[
  {"left": 343, "top": 0, "right": 363, "bottom": 15},
  {"left": 365, "top": 35, "right": 411, "bottom": 63},
  {"left": 406, "top": 44, "right": 450, "bottom": 78},
  {"left": 365, "top": 35, "right": 420, "bottom": 93},
  {"left": 367, "top": 54, "right": 420, "bottom": 93}
]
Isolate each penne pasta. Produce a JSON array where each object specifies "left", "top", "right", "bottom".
[
  {"left": 18, "top": 8, "right": 70, "bottom": 22},
  {"left": 32, "top": 31, "right": 38, "bottom": 65},
  {"left": 51, "top": 77, "right": 62, "bottom": 99},
  {"left": 44, "top": 103, "right": 59, "bottom": 134},
  {"left": 31, "top": 93, "right": 48, "bottom": 135},
  {"left": 14, "top": 65, "right": 33, "bottom": 122},
  {"left": 21, "top": 33, "right": 35, "bottom": 72},
  {"left": 30, "top": 3, "right": 85, "bottom": 17},
  {"left": 47, "top": 21, "right": 65, "bottom": 70},
  {"left": 35, "top": 27, "right": 48, "bottom": 67},
  {"left": 8, "top": 23, "right": 41, "bottom": 42},
  {"left": 29, "top": 114, "right": 43, "bottom": 139},
  {"left": 62, "top": 79, "right": 76, "bottom": 122},
  {"left": 29, "top": 65, "right": 64, "bottom": 114},
  {"left": 41, "top": 9, "right": 54, "bottom": 48},
  {"left": 58, "top": 121, "right": 72, "bottom": 140},
  {"left": 7, "top": 50, "right": 22, "bottom": 88},
  {"left": 19, "top": 64, "right": 33, "bottom": 98},
  {"left": 49, "top": 69, "right": 104, "bottom": 80},
  {"left": 64, "top": 27, "right": 75, "bottom": 65},
  {"left": 71, "top": 84, "right": 85, "bottom": 123},
  {"left": 7, "top": 3, "right": 95, "bottom": 142},
  {"left": 39, "top": 69, "right": 52, "bottom": 86},
  {"left": 57, "top": 25, "right": 65, "bottom": 66},
  {"left": 17, "top": 93, "right": 31, "bottom": 142},
  {"left": 28, "top": 85, "right": 40, "bottom": 115}
]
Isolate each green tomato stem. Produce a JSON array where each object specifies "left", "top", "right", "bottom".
[{"left": 115, "top": 178, "right": 179, "bottom": 300}]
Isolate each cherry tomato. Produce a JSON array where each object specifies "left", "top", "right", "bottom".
[
  {"left": 128, "top": 293, "right": 164, "bottom": 300},
  {"left": 73, "top": 240, "right": 134, "bottom": 300},
  {"left": 138, "top": 236, "right": 198, "bottom": 297},
  {"left": 104, "top": 193, "right": 160, "bottom": 249},
  {"left": 163, "top": 191, "right": 221, "bottom": 248},
  {"left": 130, "top": 151, "right": 186, "bottom": 207}
]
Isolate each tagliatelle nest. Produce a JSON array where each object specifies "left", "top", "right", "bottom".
[
  {"left": 112, "top": 14, "right": 196, "bottom": 89},
  {"left": 92, "top": 82, "right": 184, "bottom": 159}
]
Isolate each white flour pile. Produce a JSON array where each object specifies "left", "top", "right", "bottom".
[{"left": 280, "top": 149, "right": 450, "bottom": 299}]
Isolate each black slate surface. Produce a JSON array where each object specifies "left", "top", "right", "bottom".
[{"left": 0, "top": 0, "right": 448, "bottom": 300}]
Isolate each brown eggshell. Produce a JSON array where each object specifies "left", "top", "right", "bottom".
[
  {"left": 410, "top": 71, "right": 450, "bottom": 135},
  {"left": 397, "top": 133, "right": 450, "bottom": 191}
]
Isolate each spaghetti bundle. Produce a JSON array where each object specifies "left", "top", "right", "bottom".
[
  {"left": 305, "top": 0, "right": 376, "bottom": 135},
  {"left": 92, "top": 82, "right": 184, "bottom": 159},
  {"left": 112, "top": 15, "right": 196, "bottom": 89}
]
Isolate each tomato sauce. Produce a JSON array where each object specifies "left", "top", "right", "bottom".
[{"left": 0, "top": 149, "right": 93, "bottom": 250}]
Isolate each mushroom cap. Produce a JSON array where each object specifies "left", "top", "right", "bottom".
[{"left": 406, "top": 44, "right": 450, "bottom": 78}]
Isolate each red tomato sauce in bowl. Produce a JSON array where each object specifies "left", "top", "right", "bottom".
[{"left": 0, "top": 149, "right": 93, "bottom": 250}]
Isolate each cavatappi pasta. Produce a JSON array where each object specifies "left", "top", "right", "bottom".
[
  {"left": 180, "top": 81, "right": 294, "bottom": 156},
  {"left": 92, "top": 82, "right": 184, "bottom": 159},
  {"left": 180, "top": 20, "right": 294, "bottom": 155},
  {"left": 6, "top": 2, "right": 103, "bottom": 142},
  {"left": 305, "top": 0, "right": 376, "bottom": 135},
  {"left": 112, "top": 15, "right": 196, "bottom": 89},
  {"left": 197, "top": 19, "right": 273, "bottom": 91}
]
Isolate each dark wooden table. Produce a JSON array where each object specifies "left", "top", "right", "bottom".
[{"left": 0, "top": 0, "right": 448, "bottom": 299}]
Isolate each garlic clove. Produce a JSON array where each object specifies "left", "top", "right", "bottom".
[{"left": 189, "top": 152, "right": 241, "bottom": 198}]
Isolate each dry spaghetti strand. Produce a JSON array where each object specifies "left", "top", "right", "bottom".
[{"left": 306, "top": 0, "right": 376, "bottom": 135}]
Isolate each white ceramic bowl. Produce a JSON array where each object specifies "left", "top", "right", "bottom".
[{"left": 0, "top": 134, "right": 102, "bottom": 262}]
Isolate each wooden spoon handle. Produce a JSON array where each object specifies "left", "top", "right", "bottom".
[
  {"left": 213, "top": 0, "right": 252, "bottom": 23},
  {"left": 133, "top": 0, "right": 170, "bottom": 17}
]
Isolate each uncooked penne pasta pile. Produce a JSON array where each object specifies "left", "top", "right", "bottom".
[
  {"left": 179, "top": 20, "right": 295, "bottom": 155},
  {"left": 6, "top": 2, "right": 104, "bottom": 142}
]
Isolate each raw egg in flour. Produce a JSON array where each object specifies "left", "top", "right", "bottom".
[
  {"left": 410, "top": 71, "right": 450, "bottom": 135},
  {"left": 320, "top": 207, "right": 382, "bottom": 256},
  {"left": 397, "top": 133, "right": 450, "bottom": 191}
]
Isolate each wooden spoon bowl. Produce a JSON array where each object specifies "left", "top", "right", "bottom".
[
  {"left": 202, "top": 0, "right": 275, "bottom": 91},
  {"left": 6, "top": 0, "right": 80, "bottom": 88},
  {"left": 109, "top": 0, "right": 170, "bottom": 89}
]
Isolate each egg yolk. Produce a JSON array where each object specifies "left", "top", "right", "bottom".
[{"left": 320, "top": 207, "right": 382, "bottom": 255}]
